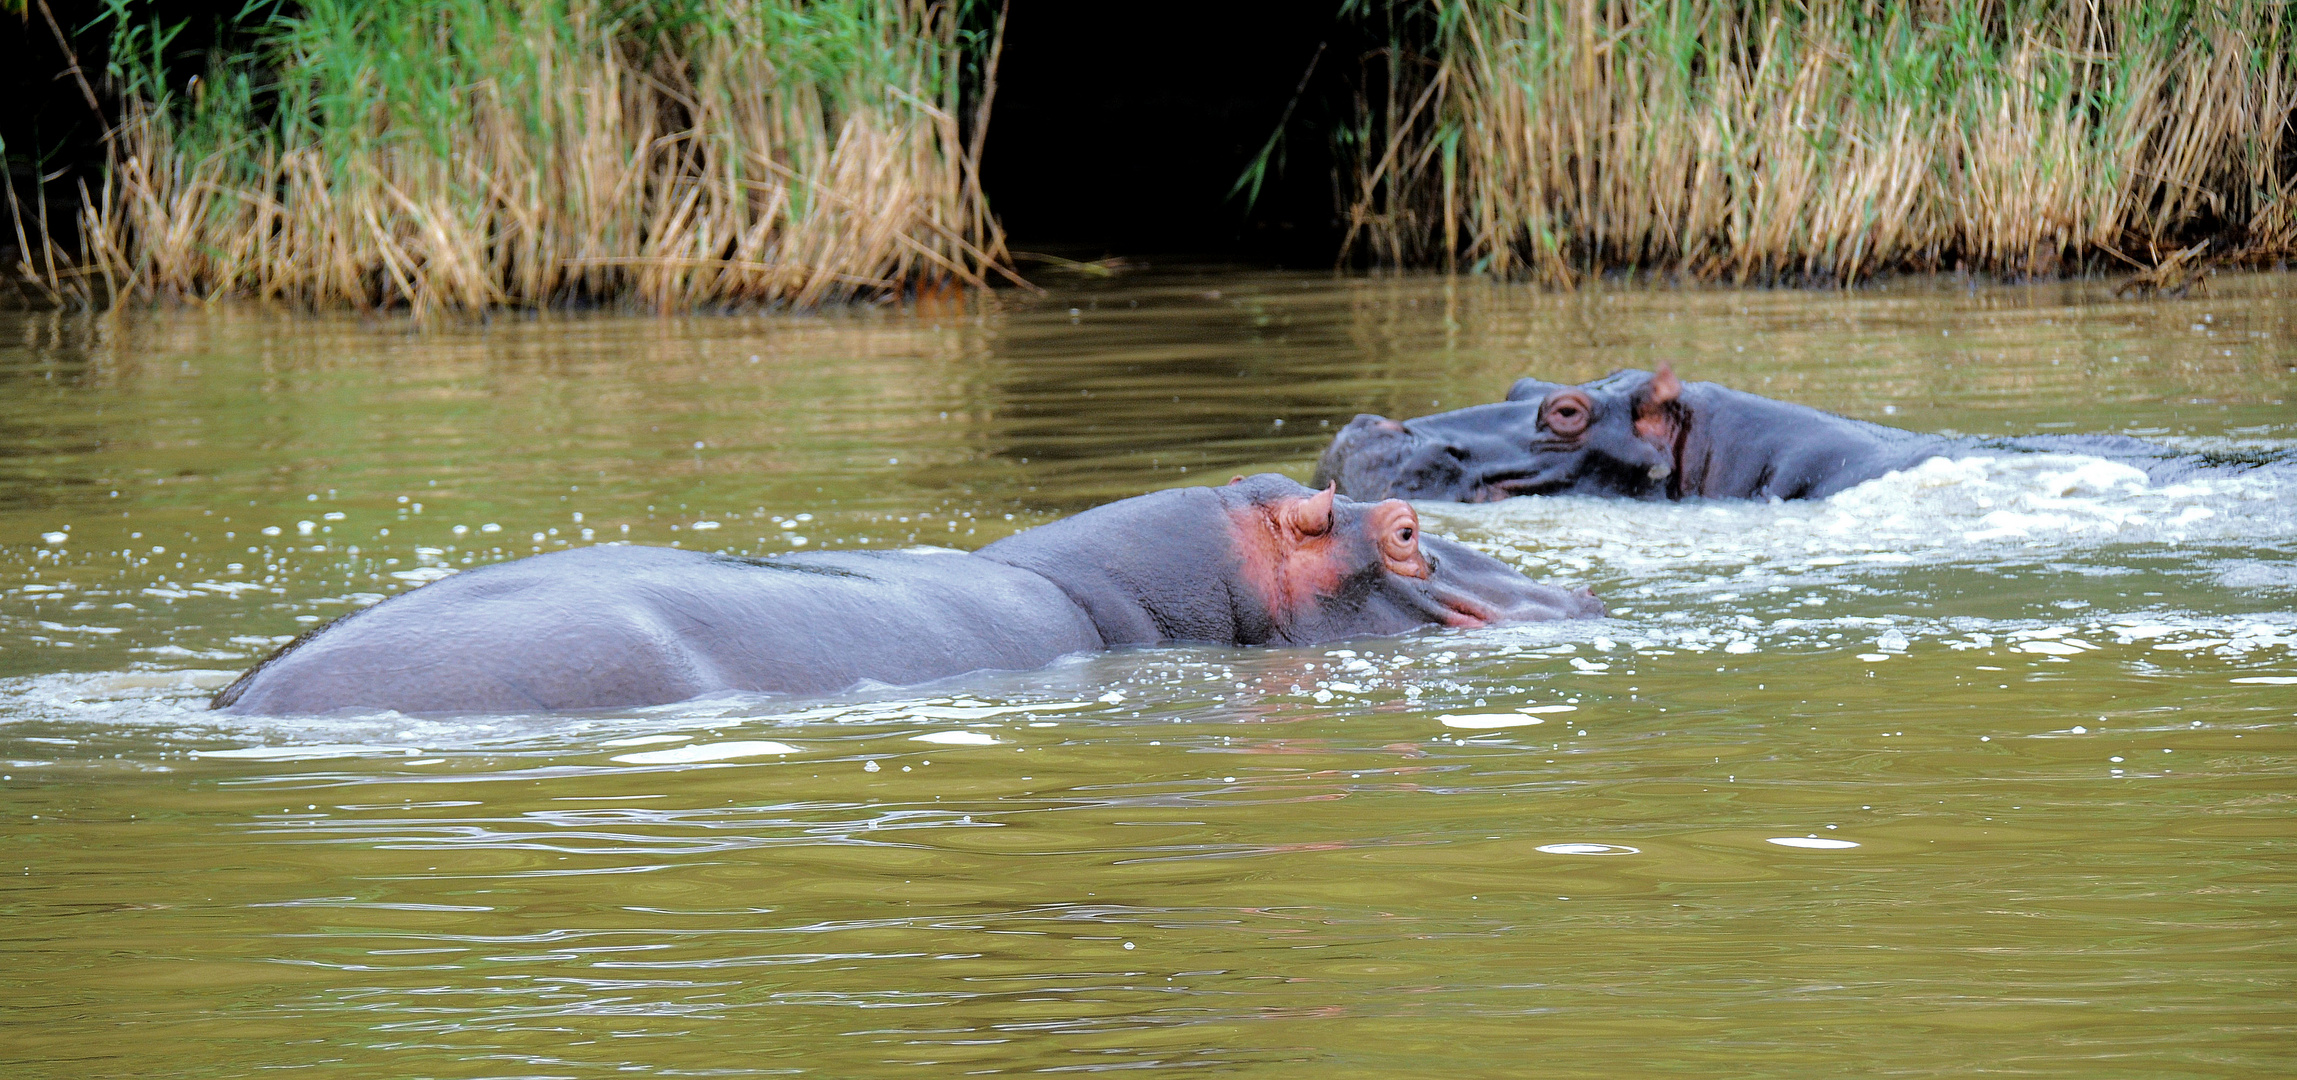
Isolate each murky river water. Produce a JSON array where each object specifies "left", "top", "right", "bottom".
[{"left": 3, "top": 270, "right": 2292, "bottom": 1077}]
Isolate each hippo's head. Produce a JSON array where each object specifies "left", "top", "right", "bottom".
[
  {"left": 1216, "top": 474, "right": 1603, "bottom": 643},
  {"left": 978, "top": 474, "right": 1600, "bottom": 648},
  {"left": 1314, "top": 365, "right": 1687, "bottom": 502}
]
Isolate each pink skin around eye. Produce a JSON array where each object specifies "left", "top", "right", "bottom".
[
  {"left": 1543, "top": 390, "right": 1592, "bottom": 436},
  {"left": 1369, "top": 500, "right": 1430, "bottom": 579}
]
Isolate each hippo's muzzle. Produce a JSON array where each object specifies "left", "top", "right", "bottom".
[
  {"left": 1319, "top": 399, "right": 1678, "bottom": 503},
  {"left": 1315, "top": 413, "right": 1484, "bottom": 502},
  {"left": 1409, "top": 534, "right": 1605, "bottom": 625}
]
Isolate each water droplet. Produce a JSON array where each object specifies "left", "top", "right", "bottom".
[{"left": 1537, "top": 843, "right": 1639, "bottom": 856}]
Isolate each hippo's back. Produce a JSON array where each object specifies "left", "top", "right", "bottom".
[{"left": 215, "top": 545, "right": 1102, "bottom": 715}]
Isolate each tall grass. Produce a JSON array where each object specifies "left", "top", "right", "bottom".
[
  {"left": 1341, "top": 0, "right": 2297, "bottom": 284},
  {"left": 57, "top": 0, "right": 1009, "bottom": 315}
]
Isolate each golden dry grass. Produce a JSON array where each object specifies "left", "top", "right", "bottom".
[
  {"left": 42, "top": 0, "right": 1011, "bottom": 316},
  {"left": 1342, "top": 0, "right": 2297, "bottom": 284}
]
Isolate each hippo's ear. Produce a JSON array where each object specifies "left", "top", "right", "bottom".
[
  {"left": 1634, "top": 363, "right": 1683, "bottom": 444},
  {"left": 1643, "top": 363, "right": 1682, "bottom": 405},
  {"left": 1280, "top": 484, "right": 1336, "bottom": 537},
  {"left": 1230, "top": 475, "right": 1247, "bottom": 485}
]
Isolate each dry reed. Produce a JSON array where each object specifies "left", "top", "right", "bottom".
[
  {"left": 1342, "top": 0, "right": 2297, "bottom": 284},
  {"left": 39, "top": 0, "right": 1012, "bottom": 316}
]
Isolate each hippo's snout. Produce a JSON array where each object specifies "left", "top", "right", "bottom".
[
  {"left": 1316, "top": 414, "right": 1454, "bottom": 500},
  {"left": 1556, "top": 586, "right": 1606, "bottom": 620},
  {"left": 1471, "top": 581, "right": 1605, "bottom": 624},
  {"left": 1416, "top": 534, "right": 1601, "bottom": 626}
]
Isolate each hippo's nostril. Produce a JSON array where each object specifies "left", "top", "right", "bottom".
[{"left": 1445, "top": 445, "right": 1472, "bottom": 462}]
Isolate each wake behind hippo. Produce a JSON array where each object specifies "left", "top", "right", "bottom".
[
  {"left": 215, "top": 474, "right": 1601, "bottom": 716},
  {"left": 1317, "top": 364, "right": 2275, "bottom": 503}
]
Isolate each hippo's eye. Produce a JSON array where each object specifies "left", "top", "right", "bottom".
[
  {"left": 1542, "top": 393, "right": 1593, "bottom": 436},
  {"left": 1396, "top": 526, "right": 1414, "bottom": 545}
]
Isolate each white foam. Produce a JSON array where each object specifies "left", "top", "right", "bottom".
[
  {"left": 1440, "top": 713, "right": 1544, "bottom": 729},
  {"left": 1767, "top": 837, "right": 1861, "bottom": 849},
  {"left": 1431, "top": 452, "right": 2289, "bottom": 584},
  {"left": 910, "top": 730, "right": 1000, "bottom": 745},
  {"left": 1403, "top": 450, "right": 2297, "bottom": 671},
  {"left": 1537, "top": 843, "right": 1640, "bottom": 855},
  {"left": 611, "top": 740, "right": 800, "bottom": 764}
]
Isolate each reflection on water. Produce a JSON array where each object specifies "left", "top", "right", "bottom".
[{"left": 2, "top": 271, "right": 2293, "bottom": 1076}]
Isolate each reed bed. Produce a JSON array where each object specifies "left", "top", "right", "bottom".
[
  {"left": 47, "top": 0, "right": 1007, "bottom": 315},
  {"left": 1342, "top": 0, "right": 2297, "bottom": 284}
]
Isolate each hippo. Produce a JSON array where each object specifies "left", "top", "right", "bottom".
[
  {"left": 214, "top": 474, "right": 1601, "bottom": 715},
  {"left": 1315, "top": 364, "right": 2271, "bottom": 502}
]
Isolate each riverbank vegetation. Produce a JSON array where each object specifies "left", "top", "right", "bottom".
[
  {"left": 12, "top": 0, "right": 1006, "bottom": 314},
  {"left": 1339, "top": 0, "right": 2297, "bottom": 284},
  {"left": 7, "top": 0, "right": 2294, "bottom": 310}
]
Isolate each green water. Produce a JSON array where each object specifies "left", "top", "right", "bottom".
[{"left": 2, "top": 270, "right": 2293, "bottom": 1077}]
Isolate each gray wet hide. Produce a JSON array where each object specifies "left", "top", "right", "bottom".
[
  {"left": 213, "top": 546, "right": 1103, "bottom": 715},
  {"left": 215, "top": 475, "right": 1599, "bottom": 716},
  {"left": 1316, "top": 366, "right": 2290, "bottom": 503}
]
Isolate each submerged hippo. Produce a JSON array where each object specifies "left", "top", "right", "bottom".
[
  {"left": 215, "top": 474, "right": 1600, "bottom": 715},
  {"left": 1315, "top": 364, "right": 2254, "bottom": 503}
]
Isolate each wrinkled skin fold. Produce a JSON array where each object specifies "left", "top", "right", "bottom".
[
  {"left": 214, "top": 474, "right": 1600, "bottom": 716},
  {"left": 1316, "top": 365, "right": 2285, "bottom": 503}
]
